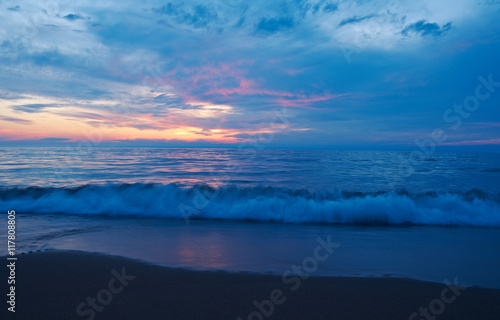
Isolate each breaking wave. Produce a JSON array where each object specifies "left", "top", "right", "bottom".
[{"left": 1, "top": 184, "right": 499, "bottom": 227}]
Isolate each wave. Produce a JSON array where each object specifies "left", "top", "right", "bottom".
[{"left": 1, "top": 184, "right": 500, "bottom": 227}]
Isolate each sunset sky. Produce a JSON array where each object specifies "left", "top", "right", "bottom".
[{"left": 1, "top": 0, "right": 499, "bottom": 150}]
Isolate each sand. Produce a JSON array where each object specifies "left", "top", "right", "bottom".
[{"left": 2, "top": 250, "right": 500, "bottom": 320}]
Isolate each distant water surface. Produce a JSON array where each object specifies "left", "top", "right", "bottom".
[{"left": 1, "top": 147, "right": 499, "bottom": 192}]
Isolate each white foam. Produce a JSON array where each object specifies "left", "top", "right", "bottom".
[{"left": 2, "top": 184, "right": 499, "bottom": 227}]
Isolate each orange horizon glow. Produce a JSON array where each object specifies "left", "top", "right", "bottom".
[
  {"left": 0, "top": 69, "right": 327, "bottom": 144},
  {"left": 0, "top": 94, "right": 288, "bottom": 143}
]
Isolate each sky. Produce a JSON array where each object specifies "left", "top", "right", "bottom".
[{"left": 0, "top": 0, "right": 499, "bottom": 150}]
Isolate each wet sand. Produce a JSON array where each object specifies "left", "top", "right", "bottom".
[{"left": 2, "top": 250, "right": 500, "bottom": 320}]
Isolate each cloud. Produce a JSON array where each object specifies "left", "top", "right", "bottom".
[
  {"left": 338, "top": 14, "right": 377, "bottom": 27},
  {"left": 152, "top": 3, "right": 222, "bottom": 29},
  {"left": 11, "top": 104, "right": 53, "bottom": 113},
  {"left": 30, "top": 50, "right": 69, "bottom": 66},
  {"left": 39, "top": 137, "right": 72, "bottom": 142},
  {"left": 8, "top": 5, "right": 21, "bottom": 11},
  {"left": 254, "top": 17, "right": 294, "bottom": 35},
  {"left": 312, "top": 2, "right": 338, "bottom": 14},
  {"left": 323, "top": 3, "right": 339, "bottom": 13},
  {"left": 401, "top": 20, "right": 453, "bottom": 37},
  {"left": 0, "top": 117, "right": 32, "bottom": 124},
  {"left": 439, "top": 139, "right": 500, "bottom": 146},
  {"left": 63, "top": 13, "right": 86, "bottom": 21},
  {"left": 101, "top": 138, "right": 239, "bottom": 147}
]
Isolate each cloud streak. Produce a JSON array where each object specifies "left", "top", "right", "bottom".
[
  {"left": 1, "top": 117, "right": 33, "bottom": 124},
  {"left": 338, "top": 14, "right": 378, "bottom": 27},
  {"left": 401, "top": 20, "right": 453, "bottom": 37}
]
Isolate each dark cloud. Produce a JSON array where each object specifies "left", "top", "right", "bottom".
[
  {"left": 312, "top": 1, "right": 339, "bottom": 14},
  {"left": 323, "top": 3, "right": 339, "bottom": 13},
  {"left": 153, "top": 3, "right": 178, "bottom": 15},
  {"left": 234, "top": 16, "right": 245, "bottom": 28},
  {"left": 101, "top": 139, "right": 232, "bottom": 148},
  {"left": 224, "top": 133, "right": 252, "bottom": 139},
  {"left": 0, "top": 93, "right": 24, "bottom": 100},
  {"left": 8, "top": 5, "right": 20, "bottom": 11},
  {"left": 254, "top": 17, "right": 294, "bottom": 35},
  {"left": 312, "top": 3, "right": 322, "bottom": 14},
  {"left": 0, "top": 117, "right": 32, "bottom": 124},
  {"left": 63, "top": 14, "right": 86, "bottom": 21},
  {"left": 194, "top": 131, "right": 211, "bottom": 136},
  {"left": 153, "top": 93, "right": 185, "bottom": 105},
  {"left": 401, "top": 20, "right": 453, "bottom": 37},
  {"left": 30, "top": 50, "right": 68, "bottom": 66},
  {"left": 39, "top": 138, "right": 72, "bottom": 142},
  {"left": 55, "top": 111, "right": 107, "bottom": 120},
  {"left": 11, "top": 104, "right": 53, "bottom": 113},
  {"left": 153, "top": 3, "right": 220, "bottom": 29},
  {"left": 0, "top": 138, "right": 74, "bottom": 146},
  {"left": 338, "top": 14, "right": 377, "bottom": 27}
]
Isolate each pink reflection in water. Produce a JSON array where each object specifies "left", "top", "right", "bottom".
[{"left": 177, "top": 234, "right": 229, "bottom": 269}]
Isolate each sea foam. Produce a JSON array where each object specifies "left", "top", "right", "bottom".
[{"left": 1, "top": 184, "right": 499, "bottom": 227}]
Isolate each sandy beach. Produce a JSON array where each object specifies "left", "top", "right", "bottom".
[{"left": 2, "top": 250, "right": 500, "bottom": 320}]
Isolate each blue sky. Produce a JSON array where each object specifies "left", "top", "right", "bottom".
[{"left": 0, "top": 0, "right": 499, "bottom": 150}]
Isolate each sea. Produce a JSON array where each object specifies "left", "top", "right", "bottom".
[{"left": 1, "top": 147, "right": 499, "bottom": 288}]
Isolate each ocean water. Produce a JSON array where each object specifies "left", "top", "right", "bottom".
[
  {"left": 1, "top": 147, "right": 500, "bottom": 288},
  {"left": 1, "top": 147, "right": 499, "bottom": 226}
]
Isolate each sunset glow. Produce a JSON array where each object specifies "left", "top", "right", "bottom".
[{"left": 0, "top": 0, "right": 498, "bottom": 150}]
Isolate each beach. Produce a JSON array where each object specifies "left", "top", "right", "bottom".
[{"left": 2, "top": 250, "right": 500, "bottom": 320}]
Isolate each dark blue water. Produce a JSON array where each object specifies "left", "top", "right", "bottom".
[
  {"left": 1, "top": 147, "right": 499, "bottom": 227},
  {"left": 1, "top": 147, "right": 499, "bottom": 192}
]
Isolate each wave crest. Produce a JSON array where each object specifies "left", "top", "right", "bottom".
[{"left": 1, "top": 184, "right": 499, "bottom": 227}]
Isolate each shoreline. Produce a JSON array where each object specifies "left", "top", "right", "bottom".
[{"left": 2, "top": 250, "right": 500, "bottom": 319}]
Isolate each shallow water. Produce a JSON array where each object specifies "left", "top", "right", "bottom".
[{"left": 2, "top": 214, "right": 499, "bottom": 289}]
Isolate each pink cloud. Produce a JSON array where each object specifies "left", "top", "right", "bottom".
[
  {"left": 144, "top": 60, "right": 345, "bottom": 109},
  {"left": 274, "top": 93, "right": 348, "bottom": 108},
  {"left": 285, "top": 66, "right": 313, "bottom": 76}
]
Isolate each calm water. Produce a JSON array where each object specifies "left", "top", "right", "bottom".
[{"left": 1, "top": 147, "right": 499, "bottom": 192}]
